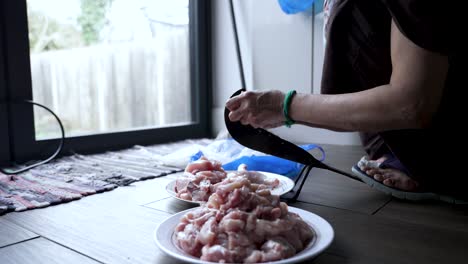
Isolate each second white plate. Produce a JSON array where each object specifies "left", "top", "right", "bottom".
[{"left": 166, "top": 171, "right": 295, "bottom": 204}]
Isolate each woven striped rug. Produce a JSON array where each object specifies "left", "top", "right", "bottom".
[{"left": 0, "top": 139, "right": 212, "bottom": 215}]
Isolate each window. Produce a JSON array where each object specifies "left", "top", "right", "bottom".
[{"left": 0, "top": 0, "right": 211, "bottom": 165}]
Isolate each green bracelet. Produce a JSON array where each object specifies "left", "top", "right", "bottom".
[{"left": 283, "top": 90, "right": 297, "bottom": 128}]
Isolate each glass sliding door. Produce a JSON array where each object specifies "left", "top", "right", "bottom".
[
  {"left": 27, "top": 0, "right": 193, "bottom": 139},
  {"left": 0, "top": 0, "right": 211, "bottom": 163}
]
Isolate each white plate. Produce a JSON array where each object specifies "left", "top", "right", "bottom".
[
  {"left": 154, "top": 206, "right": 334, "bottom": 264},
  {"left": 166, "top": 171, "right": 295, "bottom": 204},
  {"left": 165, "top": 180, "right": 202, "bottom": 205}
]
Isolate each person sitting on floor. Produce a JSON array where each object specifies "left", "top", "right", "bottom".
[{"left": 226, "top": 0, "right": 465, "bottom": 202}]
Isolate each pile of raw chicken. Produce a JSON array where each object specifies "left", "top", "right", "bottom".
[
  {"left": 175, "top": 157, "right": 280, "bottom": 202},
  {"left": 174, "top": 157, "right": 314, "bottom": 263}
]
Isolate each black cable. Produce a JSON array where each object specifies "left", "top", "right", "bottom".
[
  {"left": 0, "top": 100, "right": 65, "bottom": 175},
  {"left": 229, "top": 0, "right": 247, "bottom": 89}
]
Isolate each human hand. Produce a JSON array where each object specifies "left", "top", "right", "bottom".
[{"left": 225, "top": 90, "right": 285, "bottom": 129}]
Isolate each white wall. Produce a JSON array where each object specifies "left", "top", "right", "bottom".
[
  {"left": 211, "top": 0, "right": 361, "bottom": 145},
  {"left": 211, "top": 0, "right": 245, "bottom": 135}
]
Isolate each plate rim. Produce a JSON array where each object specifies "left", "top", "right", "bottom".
[
  {"left": 165, "top": 180, "right": 203, "bottom": 204},
  {"left": 165, "top": 170, "right": 295, "bottom": 204},
  {"left": 154, "top": 206, "right": 334, "bottom": 264}
]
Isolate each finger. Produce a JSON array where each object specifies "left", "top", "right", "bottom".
[
  {"left": 247, "top": 111, "right": 275, "bottom": 129},
  {"left": 228, "top": 110, "right": 243, "bottom": 122},
  {"left": 382, "top": 171, "right": 395, "bottom": 178},
  {"left": 373, "top": 174, "right": 383, "bottom": 181},
  {"left": 247, "top": 113, "right": 260, "bottom": 128},
  {"left": 383, "top": 178, "right": 394, "bottom": 187},
  {"left": 240, "top": 117, "right": 250, "bottom": 126},
  {"left": 248, "top": 113, "right": 264, "bottom": 128},
  {"left": 225, "top": 97, "right": 242, "bottom": 111},
  {"left": 225, "top": 91, "right": 250, "bottom": 111},
  {"left": 228, "top": 99, "right": 251, "bottom": 122}
]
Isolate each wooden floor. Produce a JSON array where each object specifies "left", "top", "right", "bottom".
[{"left": 1, "top": 144, "right": 468, "bottom": 264}]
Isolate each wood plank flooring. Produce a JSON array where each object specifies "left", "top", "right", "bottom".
[
  {"left": 0, "top": 238, "right": 100, "bottom": 264},
  {"left": 2, "top": 144, "right": 467, "bottom": 264},
  {"left": 0, "top": 218, "right": 38, "bottom": 248}
]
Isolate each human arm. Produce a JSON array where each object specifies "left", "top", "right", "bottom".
[{"left": 226, "top": 20, "right": 448, "bottom": 132}]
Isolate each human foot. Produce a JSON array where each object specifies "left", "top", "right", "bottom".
[{"left": 357, "top": 156, "right": 419, "bottom": 192}]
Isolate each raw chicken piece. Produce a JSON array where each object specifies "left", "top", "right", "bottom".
[
  {"left": 185, "top": 156, "right": 223, "bottom": 174},
  {"left": 245, "top": 238, "right": 296, "bottom": 263}
]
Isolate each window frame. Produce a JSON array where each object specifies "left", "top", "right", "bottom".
[
  {"left": 0, "top": 0, "right": 212, "bottom": 164},
  {"left": 0, "top": 29, "right": 11, "bottom": 166}
]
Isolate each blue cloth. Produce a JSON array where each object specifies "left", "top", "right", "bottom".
[
  {"left": 221, "top": 144, "right": 325, "bottom": 178},
  {"left": 189, "top": 140, "right": 326, "bottom": 179},
  {"left": 277, "top": 0, "right": 315, "bottom": 14},
  {"left": 314, "top": 0, "right": 324, "bottom": 14}
]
